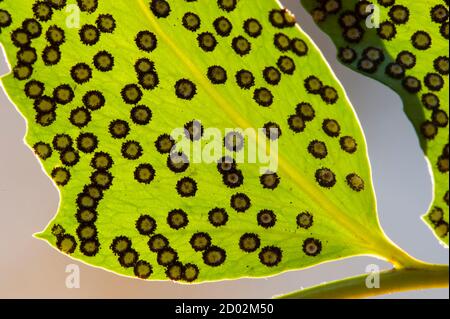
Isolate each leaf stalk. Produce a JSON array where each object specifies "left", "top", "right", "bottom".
[{"left": 276, "top": 264, "right": 449, "bottom": 299}]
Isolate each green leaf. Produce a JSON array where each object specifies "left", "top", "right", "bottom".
[
  {"left": 300, "top": 0, "right": 449, "bottom": 245},
  {"left": 0, "top": 0, "right": 414, "bottom": 283}
]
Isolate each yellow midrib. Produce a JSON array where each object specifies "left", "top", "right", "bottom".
[{"left": 136, "top": 0, "right": 391, "bottom": 254}]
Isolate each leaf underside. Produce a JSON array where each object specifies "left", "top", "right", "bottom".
[
  {"left": 301, "top": 0, "right": 449, "bottom": 245},
  {"left": 0, "top": 0, "right": 390, "bottom": 283}
]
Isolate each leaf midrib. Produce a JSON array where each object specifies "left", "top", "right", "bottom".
[{"left": 136, "top": 0, "right": 389, "bottom": 255}]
